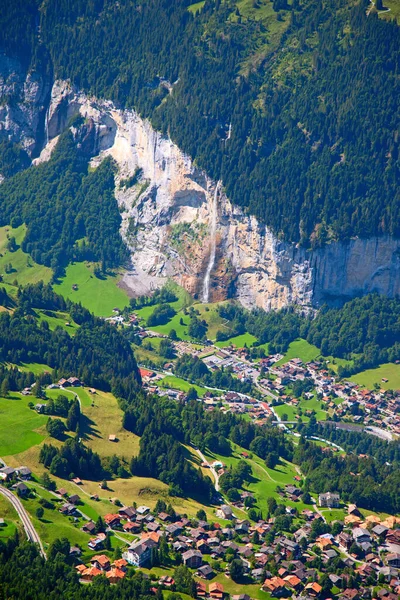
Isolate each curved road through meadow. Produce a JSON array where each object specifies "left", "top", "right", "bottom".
[{"left": 0, "top": 485, "right": 46, "bottom": 559}]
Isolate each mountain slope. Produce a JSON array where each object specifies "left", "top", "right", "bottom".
[{"left": 5, "top": 0, "right": 397, "bottom": 246}]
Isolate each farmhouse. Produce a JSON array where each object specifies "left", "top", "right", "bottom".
[{"left": 319, "top": 492, "right": 340, "bottom": 508}]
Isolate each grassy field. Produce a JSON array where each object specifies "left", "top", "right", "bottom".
[
  {"left": 80, "top": 388, "right": 141, "bottom": 458},
  {"left": 0, "top": 494, "right": 22, "bottom": 540},
  {"left": 204, "top": 443, "right": 310, "bottom": 518},
  {"left": 53, "top": 262, "right": 130, "bottom": 317},
  {"left": 275, "top": 338, "right": 320, "bottom": 366},
  {"left": 350, "top": 363, "right": 400, "bottom": 391},
  {"left": 142, "top": 301, "right": 233, "bottom": 342},
  {"left": 215, "top": 332, "right": 258, "bottom": 348},
  {"left": 11, "top": 362, "right": 53, "bottom": 376},
  {"left": 0, "top": 225, "right": 52, "bottom": 289},
  {"left": 202, "top": 571, "right": 272, "bottom": 600},
  {"left": 187, "top": 1, "right": 205, "bottom": 14},
  {"left": 36, "top": 309, "right": 79, "bottom": 334},
  {"left": 156, "top": 375, "right": 207, "bottom": 398},
  {"left": 375, "top": 0, "right": 400, "bottom": 23},
  {"left": 274, "top": 396, "right": 328, "bottom": 423},
  {"left": 0, "top": 393, "right": 48, "bottom": 455}
]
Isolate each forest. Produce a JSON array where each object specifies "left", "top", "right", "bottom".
[
  {"left": 2, "top": 0, "right": 398, "bottom": 246},
  {"left": 218, "top": 293, "right": 400, "bottom": 375},
  {"left": 0, "top": 537, "right": 167, "bottom": 600},
  {"left": 0, "top": 131, "right": 127, "bottom": 276},
  {"left": 0, "top": 283, "right": 141, "bottom": 392},
  {"left": 293, "top": 436, "right": 400, "bottom": 514}
]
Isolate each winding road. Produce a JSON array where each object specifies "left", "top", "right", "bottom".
[
  {"left": 192, "top": 447, "right": 220, "bottom": 492},
  {"left": 0, "top": 485, "right": 46, "bottom": 559}
]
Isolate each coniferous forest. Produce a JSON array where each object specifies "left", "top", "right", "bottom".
[{"left": 1, "top": 0, "right": 399, "bottom": 246}]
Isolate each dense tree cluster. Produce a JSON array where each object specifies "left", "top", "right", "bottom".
[
  {"left": 39, "top": 438, "right": 103, "bottom": 480},
  {"left": 174, "top": 353, "right": 252, "bottom": 394},
  {"left": 0, "top": 283, "right": 140, "bottom": 392},
  {"left": 0, "top": 132, "right": 127, "bottom": 276},
  {"left": 0, "top": 538, "right": 158, "bottom": 600},
  {"left": 294, "top": 436, "right": 400, "bottom": 513},
  {"left": 0, "top": 140, "right": 30, "bottom": 178},
  {"left": 3, "top": 0, "right": 398, "bottom": 245},
  {"left": 219, "top": 294, "right": 400, "bottom": 374},
  {"left": 130, "top": 424, "right": 214, "bottom": 500},
  {"left": 128, "top": 286, "right": 178, "bottom": 310},
  {"left": 306, "top": 294, "right": 400, "bottom": 375},
  {"left": 122, "top": 393, "right": 293, "bottom": 473}
]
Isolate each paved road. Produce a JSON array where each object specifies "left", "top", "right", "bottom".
[
  {"left": 192, "top": 447, "right": 220, "bottom": 492},
  {"left": 0, "top": 485, "right": 46, "bottom": 558}
]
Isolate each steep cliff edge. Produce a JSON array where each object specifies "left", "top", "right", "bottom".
[{"left": 2, "top": 75, "right": 400, "bottom": 310}]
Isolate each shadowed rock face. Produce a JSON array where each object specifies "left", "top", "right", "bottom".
[
  {"left": 0, "top": 55, "right": 50, "bottom": 156},
  {"left": 2, "top": 68, "right": 400, "bottom": 311}
]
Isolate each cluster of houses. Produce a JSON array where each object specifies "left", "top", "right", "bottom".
[
  {"left": 0, "top": 464, "right": 32, "bottom": 496},
  {"left": 66, "top": 495, "right": 400, "bottom": 599},
  {"left": 75, "top": 554, "right": 127, "bottom": 582}
]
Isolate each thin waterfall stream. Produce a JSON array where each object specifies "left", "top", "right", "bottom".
[{"left": 202, "top": 181, "right": 220, "bottom": 303}]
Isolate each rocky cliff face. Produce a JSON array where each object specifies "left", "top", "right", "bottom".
[
  {"left": 3, "top": 72, "right": 400, "bottom": 310},
  {"left": 0, "top": 55, "right": 50, "bottom": 156}
]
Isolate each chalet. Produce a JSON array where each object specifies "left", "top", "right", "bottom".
[
  {"left": 319, "top": 492, "right": 340, "bottom": 508},
  {"left": 88, "top": 533, "right": 106, "bottom": 550},
  {"left": 104, "top": 514, "right": 121, "bottom": 528},
  {"left": 122, "top": 522, "right": 140, "bottom": 534},
  {"left": 112, "top": 558, "right": 128, "bottom": 571},
  {"left": 262, "top": 576, "right": 286, "bottom": 595},
  {"left": 67, "top": 377, "right": 81, "bottom": 387},
  {"left": 196, "top": 581, "right": 207, "bottom": 598},
  {"left": 372, "top": 524, "right": 388, "bottom": 538},
  {"left": 209, "top": 582, "right": 224, "bottom": 599},
  {"left": 197, "top": 564, "right": 215, "bottom": 579},
  {"left": 118, "top": 506, "right": 136, "bottom": 520},
  {"left": 352, "top": 528, "right": 371, "bottom": 545},
  {"left": 35, "top": 404, "right": 47, "bottom": 413},
  {"left": 81, "top": 566, "right": 102, "bottom": 581},
  {"left": 348, "top": 504, "right": 362, "bottom": 517},
  {"left": 82, "top": 521, "right": 96, "bottom": 534},
  {"left": 13, "top": 482, "right": 28, "bottom": 496},
  {"left": 124, "top": 538, "right": 157, "bottom": 567},
  {"left": 305, "top": 581, "right": 322, "bottom": 597},
  {"left": 68, "top": 494, "right": 80, "bottom": 504},
  {"left": 108, "top": 434, "right": 117, "bottom": 442},
  {"left": 216, "top": 505, "right": 233, "bottom": 520},
  {"left": 90, "top": 554, "right": 110, "bottom": 571},
  {"left": 182, "top": 549, "right": 202, "bottom": 569},
  {"left": 58, "top": 378, "right": 69, "bottom": 387},
  {"left": 136, "top": 505, "right": 150, "bottom": 515},
  {"left": 283, "top": 574, "right": 302, "bottom": 590},
  {"left": 386, "top": 553, "right": 400, "bottom": 568},
  {"left": 106, "top": 568, "right": 126, "bottom": 583},
  {"left": 0, "top": 467, "right": 15, "bottom": 481},
  {"left": 57, "top": 487, "right": 68, "bottom": 497},
  {"left": 60, "top": 503, "right": 76, "bottom": 515}
]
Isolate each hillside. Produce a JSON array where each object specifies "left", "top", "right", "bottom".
[{"left": 2, "top": 0, "right": 399, "bottom": 247}]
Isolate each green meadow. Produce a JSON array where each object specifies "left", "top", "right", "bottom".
[
  {"left": 53, "top": 262, "right": 130, "bottom": 317},
  {"left": 0, "top": 225, "right": 52, "bottom": 289},
  {"left": 0, "top": 394, "right": 48, "bottom": 455},
  {"left": 275, "top": 338, "right": 320, "bottom": 366},
  {"left": 350, "top": 362, "right": 400, "bottom": 391}
]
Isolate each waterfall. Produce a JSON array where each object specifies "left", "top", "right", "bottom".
[
  {"left": 202, "top": 181, "right": 220, "bottom": 303},
  {"left": 44, "top": 103, "right": 50, "bottom": 146}
]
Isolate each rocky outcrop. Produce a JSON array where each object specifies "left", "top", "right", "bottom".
[
  {"left": 3, "top": 75, "right": 400, "bottom": 310},
  {"left": 0, "top": 55, "right": 50, "bottom": 156}
]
